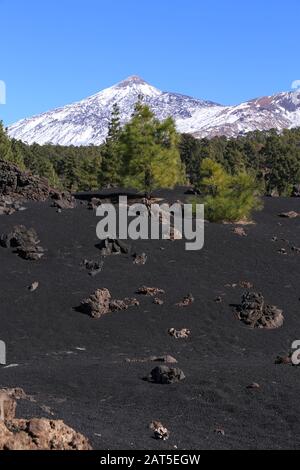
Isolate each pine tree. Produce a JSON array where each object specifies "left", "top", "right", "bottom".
[
  {"left": 101, "top": 103, "right": 122, "bottom": 187},
  {"left": 0, "top": 122, "right": 25, "bottom": 169},
  {"left": 193, "top": 158, "right": 262, "bottom": 222},
  {"left": 120, "top": 101, "right": 185, "bottom": 196}
]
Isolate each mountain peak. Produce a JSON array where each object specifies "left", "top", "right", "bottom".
[
  {"left": 116, "top": 75, "right": 148, "bottom": 88},
  {"left": 8, "top": 79, "right": 300, "bottom": 146}
]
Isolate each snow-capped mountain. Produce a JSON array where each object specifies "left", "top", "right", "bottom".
[{"left": 7, "top": 76, "right": 300, "bottom": 146}]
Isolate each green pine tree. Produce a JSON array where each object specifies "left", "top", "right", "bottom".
[
  {"left": 120, "top": 101, "right": 185, "bottom": 196},
  {"left": 0, "top": 122, "right": 25, "bottom": 169},
  {"left": 193, "top": 158, "right": 262, "bottom": 222},
  {"left": 101, "top": 103, "right": 122, "bottom": 187}
]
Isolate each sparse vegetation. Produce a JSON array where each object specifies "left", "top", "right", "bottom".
[
  {"left": 2, "top": 117, "right": 300, "bottom": 199},
  {"left": 191, "top": 158, "right": 263, "bottom": 222}
]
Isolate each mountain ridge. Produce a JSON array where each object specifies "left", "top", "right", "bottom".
[{"left": 7, "top": 76, "right": 300, "bottom": 146}]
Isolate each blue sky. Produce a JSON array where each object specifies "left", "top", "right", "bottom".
[{"left": 1, "top": 0, "right": 300, "bottom": 125}]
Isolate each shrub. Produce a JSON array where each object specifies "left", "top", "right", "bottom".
[{"left": 192, "top": 158, "right": 263, "bottom": 222}]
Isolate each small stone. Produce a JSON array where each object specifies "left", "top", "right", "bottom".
[
  {"left": 150, "top": 421, "right": 170, "bottom": 441},
  {"left": 133, "top": 253, "right": 147, "bottom": 265},
  {"left": 51, "top": 192, "right": 76, "bottom": 210},
  {"left": 214, "top": 427, "right": 225, "bottom": 436},
  {"left": 137, "top": 286, "right": 165, "bottom": 297},
  {"left": 28, "top": 281, "right": 39, "bottom": 292},
  {"left": 147, "top": 366, "right": 185, "bottom": 384},
  {"left": 176, "top": 293, "right": 194, "bottom": 307},
  {"left": 278, "top": 211, "right": 299, "bottom": 218},
  {"left": 275, "top": 355, "right": 292, "bottom": 365},
  {"left": 168, "top": 328, "right": 191, "bottom": 339},
  {"left": 239, "top": 281, "right": 253, "bottom": 289},
  {"left": 153, "top": 298, "right": 164, "bottom": 305},
  {"left": 246, "top": 382, "right": 260, "bottom": 389},
  {"left": 232, "top": 227, "right": 247, "bottom": 236},
  {"left": 151, "top": 355, "right": 178, "bottom": 364}
]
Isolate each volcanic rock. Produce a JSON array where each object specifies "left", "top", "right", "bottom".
[
  {"left": 275, "top": 355, "right": 292, "bottom": 365},
  {"left": 80, "top": 288, "right": 139, "bottom": 318},
  {"left": 28, "top": 281, "right": 39, "bottom": 292},
  {"left": 96, "top": 238, "right": 130, "bottom": 256},
  {"left": 87, "top": 197, "right": 102, "bottom": 210},
  {"left": 150, "top": 421, "right": 170, "bottom": 441},
  {"left": 0, "top": 199, "right": 25, "bottom": 216},
  {"left": 80, "top": 288, "right": 111, "bottom": 318},
  {"left": 0, "top": 159, "right": 54, "bottom": 202},
  {"left": 81, "top": 258, "right": 104, "bottom": 276},
  {"left": 278, "top": 211, "right": 299, "bottom": 218},
  {"left": 246, "top": 382, "right": 260, "bottom": 389},
  {"left": 0, "top": 417, "right": 92, "bottom": 450},
  {"left": 291, "top": 184, "right": 300, "bottom": 197},
  {"left": 132, "top": 252, "right": 147, "bottom": 265},
  {"left": 137, "top": 286, "right": 165, "bottom": 297},
  {"left": 232, "top": 227, "right": 247, "bottom": 236},
  {"left": 126, "top": 355, "right": 177, "bottom": 364},
  {"left": 147, "top": 366, "right": 186, "bottom": 384},
  {"left": 51, "top": 191, "right": 76, "bottom": 209},
  {"left": 109, "top": 297, "right": 140, "bottom": 311},
  {"left": 168, "top": 328, "right": 191, "bottom": 339},
  {"left": 239, "top": 281, "right": 254, "bottom": 289},
  {"left": 214, "top": 427, "right": 225, "bottom": 436},
  {"left": 176, "top": 293, "right": 194, "bottom": 307},
  {"left": 151, "top": 355, "right": 178, "bottom": 364},
  {"left": 0, "top": 225, "right": 45, "bottom": 260},
  {"left": 236, "top": 291, "right": 284, "bottom": 329},
  {"left": 0, "top": 392, "right": 16, "bottom": 421}
]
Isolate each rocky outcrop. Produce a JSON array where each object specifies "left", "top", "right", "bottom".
[
  {"left": 0, "top": 159, "right": 54, "bottom": 202},
  {"left": 80, "top": 288, "right": 139, "bottom": 319},
  {"left": 0, "top": 390, "right": 91, "bottom": 450},
  {"left": 0, "top": 200, "right": 26, "bottom": 216},
  {"left": 0, "top": 225, "right": 45, "bottom": 260},
  {"left": 51, "top": 191, "right": 76, "bottom": 209},
  {"left": 0, "top": 418, "right": 92, "bottom": 450},
  {"left": 0, "top": 160, "right": 75, "bottom": 209},
  {"left": 236, "top": 292, "right": 284, "bottom": 329}
]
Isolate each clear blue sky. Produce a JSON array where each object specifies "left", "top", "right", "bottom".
[{"left": 1, "top": 0, "right": 300, "bottom": 125}]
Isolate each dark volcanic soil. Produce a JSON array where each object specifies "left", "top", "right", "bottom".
[{"left": 0, "top": 190, "right": 300, "bottom": 450}]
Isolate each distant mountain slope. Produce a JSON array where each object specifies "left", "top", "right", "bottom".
[{"left": 8, "top": 76, "right": 300, "bottom": 146}]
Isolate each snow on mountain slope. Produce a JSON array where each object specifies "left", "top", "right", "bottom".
[{"left": 7, "top": 76, "right": 300, "bottom": 146}]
